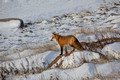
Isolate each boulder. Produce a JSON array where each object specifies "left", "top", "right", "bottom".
[{"left": 0, "top": 18, "right": 24, "bottom": 28}]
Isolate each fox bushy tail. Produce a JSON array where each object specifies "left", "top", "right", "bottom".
[{"left": 73, "top": 39, "right": 84, "bottom": 50}]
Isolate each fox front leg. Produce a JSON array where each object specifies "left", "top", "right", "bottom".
[{"left": 60, "top": 46, "right": 63, "bottom": 55}]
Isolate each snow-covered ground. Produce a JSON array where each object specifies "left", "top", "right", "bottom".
[
  {"left": 0, "top": 20, "right": 21, "bottom": 37},
  {"left": 0, "top": 0, "right": 119, "bottom": 22},
  {"left": 7, "top": 61, "right": 120, "bottom": 80},
  {"left": 0, "top": 0, "right": 120, "bottom": 80},
  {"left": 102, "top": 42, "right": 120, "bottom": 59}
]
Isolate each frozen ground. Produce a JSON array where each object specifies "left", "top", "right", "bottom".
[{"left": 0, "top": 0, "right": 120, "bottom": 80}]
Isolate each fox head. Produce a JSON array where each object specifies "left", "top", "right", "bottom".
[{"left": 51, "top": 32, "right": 59, "bottom": 41}]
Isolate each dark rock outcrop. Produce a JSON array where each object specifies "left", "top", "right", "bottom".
[{"left": 0, "top": 18, "right": 24, "bottom": 28}]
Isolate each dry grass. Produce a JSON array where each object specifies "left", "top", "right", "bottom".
[{"left": 74, "top": 26, "right": 120, "bottom": 36}]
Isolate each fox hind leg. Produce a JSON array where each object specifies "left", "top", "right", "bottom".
[
  {"left": 64, "top": 46, "right": 68, "bottom": 54},
  {"left": 70, "top": 45, "right": 75, "bottom": 53}
]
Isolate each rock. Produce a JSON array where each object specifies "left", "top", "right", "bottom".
[
  {"left": 24, "top": 35, "right": 29, "bottom": 37},
  {"left": 98, "top": 7, "right": 107, "bottom": 11},
  {"left": 81, "top": 10, "right": 92, "bottom": 17},
  {"left": 0, "top": 18, "right": 24, "bottom": 28}
]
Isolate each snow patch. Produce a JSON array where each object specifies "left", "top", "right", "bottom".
[
  {"left": 0, "top": 0, "right": 118, "bottom": 22},
  {"left": 0, "top": 20, "right": 21, "bottom": 36},
  {"left": 52, "top": 51, "right": 100, "bottom": 69},
  {"left": 8, "top": 61, "right": 120, "bottom": 80},
  {"left": 112, "top": 24, "right": 120, "bottom": 30},
  {"left": 102, "top": 42, "right": 120, "bottom": 59}
]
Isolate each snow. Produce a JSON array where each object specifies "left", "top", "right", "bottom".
[
  {"left": 76, "top": 33, "right": 98, "bottom": 42},
  {"left": 1, "top": 51, "right": 100, "bottom": 71},
  {"left": 6, "top": 49, "right": 35, "bottom": 60},
  {"left": 112, "top": 24, "right": 120, "bottom": 30},
  {"left": 96, "top": 61, "right": 120, "bottom": 76},
  {"left": 1, "top": 51, "right": 60, "bottom": 72},
  {"left": 0, "top": 20, "right": 21, "bottom": 36},
  {"left": 52, "top": 51, "right": 100, "bottom": 68},
  {"left": 0, "top": 0, "right": 120, "bottom": 80},
  {"left": 0, "top": 0, "right": 119, "bottom": 22},
  {"left": 0, "top": 20, "right": 20, "bottom": 29},
  {"left": 7, "top": 61, "right": 120, "bottom": 80},
  {"left": 102, "top": 42, "right": 120, "bottom": 59}
]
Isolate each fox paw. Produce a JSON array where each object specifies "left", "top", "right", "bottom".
[
  {"left": 59, "top": 54, "right": 62, "bottom": 56},
  {"left": 65, "top": 52, "right": 72, "bottom": 57}
]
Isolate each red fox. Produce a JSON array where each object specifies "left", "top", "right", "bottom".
[{"left": 51, "top": 33, "right": 84, "bottom": 55}]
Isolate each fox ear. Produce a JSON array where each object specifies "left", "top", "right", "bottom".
[
  {"left": 52, "top": 32, "right": 57, "bottom": 35},
  {"left": 52, "top": 32, "right": 56, "bottom": 35},
  {"left": 52, "top": 32, "right": 59, "bottom": 35}
]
